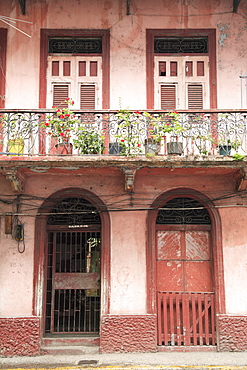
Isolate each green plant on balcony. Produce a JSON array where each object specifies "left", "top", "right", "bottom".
[
  {"left": 73, "top": 124, "right": 105, "bottom": 154},
  {"left": 144, "top": 111, "right": 183, "bottom": 143},
  {"left": 144, "top": 111, "right": 185, "bottom": 155},
  {"left": 42, "top": 98, "right": 79, "bottom": 144},
  {"left": 114, "top": 110, "right": 143, "bottom": 157},
  {"left": 215, "top": 133, "right": 241, "bottom": 156}
]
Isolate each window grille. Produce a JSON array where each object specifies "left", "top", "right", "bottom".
[{"left": 157, "top": 197, "right": 211, "bottom": 225}]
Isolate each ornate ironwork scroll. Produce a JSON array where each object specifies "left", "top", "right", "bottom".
[
  {"left": 154, "top": 37, "right": 208, "bottom": 54},
  {"left": 49, "top": 38, "right": 102, "bottom": 54},
  {"left": 47, "top": 197, "right": 101, "bottom": 225},
  {"left": 156, "top": 197, "right": 211, "bottom": 225}
]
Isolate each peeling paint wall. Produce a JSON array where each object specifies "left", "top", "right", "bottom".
[
  {"left": 0, "top": 167, "right": 247, "bottom": 317},
  {"left": 0, "top": 0, "right": 246, "bottom": 109}
]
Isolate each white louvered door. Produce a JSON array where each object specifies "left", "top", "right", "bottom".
[
  {"left": 47, "top": 56, "right": 102, "bottom": 109},
  {"left": 154, "top": 56, "right": 209, "bottom": 110}
]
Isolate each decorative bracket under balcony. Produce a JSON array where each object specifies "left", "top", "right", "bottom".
[
  {"left": 123, "top": 168, "right": 136, "bottom": 193},
  {"left": 236, "top": 168, "right": 247, "bottom": 191},
  {"left": 3, "top": 168, "right": 25, "bottom": 193}
]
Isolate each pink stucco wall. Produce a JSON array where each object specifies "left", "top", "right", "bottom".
[
  {"left": 0, "top": 0, "right": 246, "bottom": 109},
  {"left": 1, "top": 166, "right": 246, "bottom": 319}
]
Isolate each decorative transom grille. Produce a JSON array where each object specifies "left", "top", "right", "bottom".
[
  {"left": 47, "top": 197, "right": 101, "bottom": 225},
  {"left": 49, "top": 38, "right": 102, "bottom": 54},
  {"left": 154, "top": 37, "right": 208, "bottom": 54},
  {"left": 156, "top": 197, "right": 211, "bottom": 225}
]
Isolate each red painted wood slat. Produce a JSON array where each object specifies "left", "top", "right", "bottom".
[
  {"left": 157, "top": 292, "right": 216, "bottom": 346},
  {"left": 205, "top": 293, "right": 210, "bottom": 345},
  {"left": 157, "top": 292, "right": 162, "bottom": 345},
  {"left": 198, "top": 293, "right": 203, "bottom": 345},
  {"left": 191, "top": 293, "right": 197, "bottom": 345},
  {"left": 80, "top": 84, "right": 96, "bottom": 109},
  {"left": 53, "top": 85, "right": 69, "bottom": 107}
]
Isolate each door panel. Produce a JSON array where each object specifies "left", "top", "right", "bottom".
[
  {"left": 157, "top": 230, "right": 181, "bottom": 260},
  {"left": 156, "top": 260, "right": 183, "bottom": 292},
  {"left": 45, "top": 230, "right": 101, "bottom": 334},
  {"left": 156, "top": 226, "right": 214, "bottom": 346},
  {"left": 47, "top": 56, "right": 102, "bottom": 109},
  {"left": 185, "top": 231, "right": 210, "bottom": 260},
  {"left": 185, "top": 261, "right": 212, "bottom": 292},
  {"left": 154, "top": 56, "right": 209, "bottom": 109}
]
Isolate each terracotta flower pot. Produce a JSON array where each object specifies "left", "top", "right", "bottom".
[{"left": 55, "top": 142, "right": 73, "bottom": 155}]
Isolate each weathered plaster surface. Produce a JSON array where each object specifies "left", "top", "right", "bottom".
[
  {"left": 100, "top": 314, "right": 156, "bottom": 352},
  {"left": 221, "top": 208, "right": 247, "bottom": 314},
  {"left": 110, "top": 210, "right": 147, "bottom": 314},
  {"left": 0, "top": 317, "right": 40, "bottom": 356},
  {"left": 0, "top": 0, "right": 246, "bottom": 109},
  {"left": 1, "top": 167, "right": 246, "bottom": 318},
  {"left": 217, "top": 315, "right": 247, "bottom": 351}
]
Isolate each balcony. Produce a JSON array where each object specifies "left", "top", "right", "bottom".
[{"left": 0, "top": 109, "right": 246, "bottom": 159}]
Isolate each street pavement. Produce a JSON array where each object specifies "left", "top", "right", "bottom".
[{"left": 1, "top": 350, "right": 247, "bottom": 370}]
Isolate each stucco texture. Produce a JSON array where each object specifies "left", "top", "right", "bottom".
[
  {"left": 100, "top": 315, "right": 157, "bottom": 352},
  {"left": 217, "top": 315, "right": 247, "bottom": 351},
  {"left": 0, "top": 317, "right": 40, "bottom": 356}
]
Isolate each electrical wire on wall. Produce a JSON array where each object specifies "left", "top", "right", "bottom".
[
  {"left": 11, "top": 195, "right": 25, "bottom": 253},
  {"left": 0, "top": 189, "right": 246, "bottom": 218}
]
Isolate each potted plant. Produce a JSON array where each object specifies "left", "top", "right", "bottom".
[
  {"left": 146, "top": 111, "right": 184, "bottom": 155},
  {"left": 73, "top": 124, "right": 105, "bottom": 154},
  {"left": 1, "top": 114, "right": 30, "bottom": 155},
  {"left": 114, "top": 110, "right": 143, "bottom": 157},
  {"left": 218, "top": 139, "right": 232, "bottom": 155},
  {"left": 42, "top": 98, "right": 78, "bottom": 155}
]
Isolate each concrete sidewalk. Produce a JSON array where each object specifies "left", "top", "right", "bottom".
[{"left": 1, "top": 351, "right": 247, "bottom": 370}]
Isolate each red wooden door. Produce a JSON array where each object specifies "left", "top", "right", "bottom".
[{"left": 156, "top": 224, "right": 215, "bottom": 346}]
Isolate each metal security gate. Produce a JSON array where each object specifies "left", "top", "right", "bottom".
[
  {"left": 156, "top": 197, "right": 216, "bottom": 346},
  {"left": 44, "top": 197, "right": 101, "bottom": 335}
]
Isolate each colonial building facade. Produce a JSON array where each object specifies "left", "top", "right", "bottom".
[{"left": 0, "top": 0, "right": 247, "bottom": 356}]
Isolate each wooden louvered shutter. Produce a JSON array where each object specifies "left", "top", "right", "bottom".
[
  {"left": 53, "top": 84, "right": 69, "bottom": 107},
  {"left": 80, "top": 85, "right": 96, "bottom": 110},
  {"left": 188, "top": 84, "right": 203, "bottom": 109},
  {"left": 161, "top": 85, "right": 176, "bottom": 110}
]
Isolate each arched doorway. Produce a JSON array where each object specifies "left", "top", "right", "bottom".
[
  {"left": 34, "top": 188, "right": 110, "bottom": 339},
  {"left": 45, "top": 197, "right": 101, "bottom": 334},
  {"left": 147, "top": 189, "right": 225, "bottom": 348}
]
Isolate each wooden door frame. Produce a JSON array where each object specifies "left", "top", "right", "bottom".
[
  {"left": 33, "top": 188, "right": 111, "bottom": 337},
  {"left": 146, "top": 188, "right": 225, "bottom": 317},
  {"left": 39, "top": 29, "right": 110, "bottom": 109},
  {"left": 0, "top": 28, "right": 7, "bottom": 108},
  {"left": 146, "top": 29, "right": 217, "bottom": 109}
]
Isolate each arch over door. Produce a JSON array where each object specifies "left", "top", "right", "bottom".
[
  {"left": 33, "top": 188, "right": 110, "bottom": 338},
  {"left": 156, "top": 197, "right": 216, "bottom": 346}
]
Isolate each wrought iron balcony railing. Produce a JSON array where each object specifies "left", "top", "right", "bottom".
[{"left": 0, "top": 109, "right": 246, "bottom": 158}]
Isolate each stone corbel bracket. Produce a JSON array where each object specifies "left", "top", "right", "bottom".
[
  {"left": 236, "top": 168, "right": 247, "bottom": 191},
  {"left": 2, "top": 168, "right": 25, "bottom": 193},
  {"left": 123, "top": 168, "right": 136, "bottom": 193}
]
